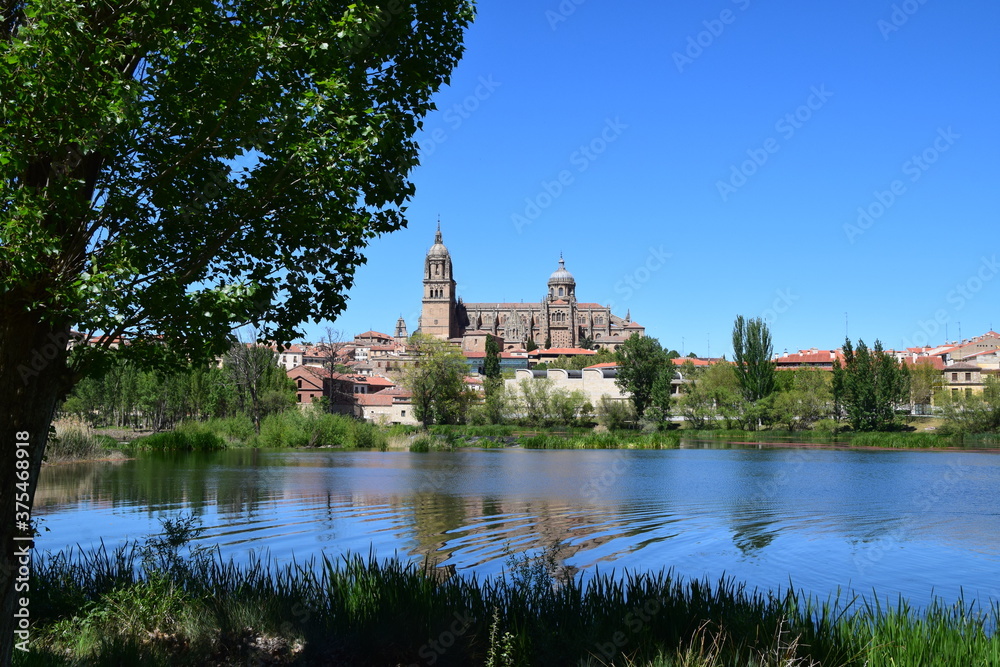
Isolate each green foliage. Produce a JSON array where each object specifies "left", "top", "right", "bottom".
[
  {"left": 46, "top": 423, "right": 117, "bottom": 461},
  {"left": 26, "top": 542, "right": 1000, "bottom": 667},
  {"left": 512, "top": 378, "right": 591, "bottom": 427},
  {"left": 767, "top": 369, "right": 832, "bottom": 431},
  {"left": 126, "top": 422, "right": 226, "bottom": 452},
  {"left": 677, "top": 362, "right": 744, "bottom": 429},
  {"left": 525, "top": 338, "right": 538, "bottom": 352},
  {"left": 615, "top": 335, "right": 668, "bottom": 418},
  {"left": 938, "top": 375, "right": 1000, "bottom": 434},
  {"left": 404, "top": 333, "right": 473, "bottom": 426},
  {"left": 731, "top": 315, "right": 776, "bottom": 404},
  {"left": 596, "top": 396, "right": 636, "bottom": 430},
  {"left": 59, "top": 353, "right": 296, "bottom": 430},
  {"left": 833, "top": 338, "right": 910, "bottom": 432},
  {"left": 2, "top": 0, "right": 475, "bottom": 370},
  {"left": 485, "top": 334, "right": 502, "bottom": 380}
]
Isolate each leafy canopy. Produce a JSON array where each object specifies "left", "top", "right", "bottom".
[{"left": 1, "top": 0, "right": 475, "bottom": 374}]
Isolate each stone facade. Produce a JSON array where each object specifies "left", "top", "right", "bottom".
[{"left": 418, "top": 227, "right": 645, "bottom": 351}]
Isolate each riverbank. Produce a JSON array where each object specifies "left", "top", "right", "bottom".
[
  {"left": 18, "top": 530, "right": 999, "bottom": 667},
  {"left": 51, "top": 414, "right": 1000, "bottom": 461}
]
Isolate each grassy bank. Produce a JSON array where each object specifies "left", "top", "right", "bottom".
[
  {"left": 17, "top": 524, "right": 1000, "bottom": 667},
  {"left": 64, "top": 412, "right": 1000, "bottom": 456},
  {"left": 45, "top": 423, "right": 124, "bottom": 463}
]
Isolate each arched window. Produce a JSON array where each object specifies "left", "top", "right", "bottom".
[{"left": 558, "top": 287, "right": 564, "bottom": 296}]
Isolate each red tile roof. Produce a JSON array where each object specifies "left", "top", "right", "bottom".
[
  {"left": 773, "top": 350, "right": 844, "bottom": 366},
  {"left": 355, "top": 330, "right": 393, "bottom": 340},
  {"left": 584, "top": 362, "right": 618, "bottom": 369},
  {"left": 904, "top": 357, "right": 946, "bottom": 370},
  {"left": 356, "top": 393, "right": 394, "bottom": 407},
  {"left": 531, "top": 347, "right": 597, "bottom": 356},
  {"left": 671, "top": 357, "right": 718, "bottom": 367}
]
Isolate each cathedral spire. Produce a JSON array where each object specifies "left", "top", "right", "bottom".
[{"left": 435, "top": 219, "right": 442, "bottom": 244}]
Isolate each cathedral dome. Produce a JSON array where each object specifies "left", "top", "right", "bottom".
[
  {"left": 548, "top": 256, "right": 575, "bottom": 286},
  {"left": 428, "top": 226, "right": 449, "bottom": 258}
]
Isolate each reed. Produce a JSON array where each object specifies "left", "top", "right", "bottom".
[{"left": 23, "top": 532, "right": 997, "bottom": 666}]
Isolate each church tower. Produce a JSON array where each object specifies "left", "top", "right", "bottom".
[{"left": 421, "top": 224, "right": 457, "bottom": 340}]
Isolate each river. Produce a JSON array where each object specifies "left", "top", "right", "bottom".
[{"left": 33, "top": 444, "right": 1000, "bottom": 609}]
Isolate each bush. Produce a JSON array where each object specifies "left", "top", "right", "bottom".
[
  {"left": 47, "top": 423, "right": 116, "bottom": 461},
  {"left": 127, "top": 422, "right": 225, "bottom": 452}
]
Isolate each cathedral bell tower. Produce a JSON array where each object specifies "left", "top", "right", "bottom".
[{"left": 421, "top": 224, "right": 457, "bottom": 340}]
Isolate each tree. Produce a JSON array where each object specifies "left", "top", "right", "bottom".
[
  {"left": 223, "top": 340, "right": 293, "bottom": 434},
  {"left": 403, "top": 334, "right": 470, "bottom": 427},
  {"left": 0, "top": 2, "right": 473, "bottom": 659},
  {"left": 768, "top": 369, "right": 832, "bottom": 431},
  {"left": 482, "top": 334, "right": 504, "bottom": 424},
  {"left": 909, "top": 359, "right": 943, "bottom": 413},
  {"left": 484, "top": 334, "right": 501, "bottom": 380},
  {"left": 525, "top": 337, "right": 538, "bottom": 352},
  {"left": 939, "top": 376, "right": 1000, "bottom": 434},
  {"left": 614, "top": 335, "right": 667, "bottom": 419},
  {"left": 677, "top": 360, "right": 743, "bottom": 429},
  {"left": 732, "top": 315, "right": 776, "bottom": 403},
  {"left": 832, "top": 338, "right": 910, "bottom": 431}
]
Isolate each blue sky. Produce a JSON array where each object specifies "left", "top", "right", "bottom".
[{"left": 308, "top": 0, "right": 1000, "bottom": 358}]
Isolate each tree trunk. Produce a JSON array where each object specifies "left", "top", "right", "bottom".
[{"left": 0, "top": 312, "right": 73, "bottom": 666}]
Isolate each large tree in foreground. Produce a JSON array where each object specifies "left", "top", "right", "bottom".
[{"left": 0, "top": 1, "right": 473, "bottom": 660}]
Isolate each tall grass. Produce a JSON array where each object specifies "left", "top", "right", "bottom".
[
  {"left": 21, "top": 533, "right": 999, "bottom": 667},
  {"left": 124, "top": 421, "right": 226, "bottom": 452},
  {"left": 46, "top": 423, "right": 119, "bottom": 461},
  {"left": 518, "top": 430, "right": 682, "bottom": 450}
]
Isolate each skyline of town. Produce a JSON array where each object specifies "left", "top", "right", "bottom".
[{"left": 300, "top": 1, "right": 998, "bottom": 359}]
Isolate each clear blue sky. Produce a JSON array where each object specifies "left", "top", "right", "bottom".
[{"left": 306, "top": 0, "right": 1000, "bottom": 358}]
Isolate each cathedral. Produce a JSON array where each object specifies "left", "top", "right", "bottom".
[{"left": 417, "top": 226, "right": 644, "bottom": 351}]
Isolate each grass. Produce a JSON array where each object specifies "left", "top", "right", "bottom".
[
  {"left": 45, "top": 422, "right": 120, "bottom": 462},
  {"left": 18, "top": 518, "right": 1000, "bottom": 666}
]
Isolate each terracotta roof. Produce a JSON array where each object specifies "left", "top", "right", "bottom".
[
  {"left": 964, "top": 349, "right": 1000, "bottom": 358},
  {"left": 584, "top": 362, "right": 618, "bottom": 369},
  {"left": 904, "top": 357, "right": 946, "bottom": 370},
  {"left": 671, "top": 357, "right": 717, "bottom": 367},
  {"left": 358, "top": 376, "right": 396, "bottom": 387},
  {"left": 356, "top": 393, "right": 394, "bottom": 407},
  {"left": 355, "top": 330, "right": 393, "bottom": 340},
  {"left": 531, "top": 347, "right": 597, "bottom": 356},
  {"left": 773, "top": 350, "right": 844, "bottom": 365},
  {"left": 947, "top": 362, "right": 982, "bottom": 371},
  {"left": 625, "top": 321, "right": 643, "bottom": 328}
]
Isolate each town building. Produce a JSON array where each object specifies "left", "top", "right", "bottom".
[{"left": 417, "top": 226, "right": 645, "bottom": 351}]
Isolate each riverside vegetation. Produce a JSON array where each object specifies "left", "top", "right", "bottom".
[{"left": 15, "top": 515, "right": 1000, "bottom": 666}]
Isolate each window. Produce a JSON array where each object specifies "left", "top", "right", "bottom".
[
  {"left": 401, "top": 410, "right": 406, "bottom": 417},
  {"left": 965, "top": 373, "right": 972, "bottom": 381},
  {"left": 296, "top": 395, "right": 301, "bottom": 402},
  {"left": 297, "top": 379, "right": 302, "bottom": 388},
  {"left": 558, "top": 287, "right": 564, "bottom": 296},
  {"left": 966, "top": 388, "right": 973, "bottom": 398},
  {"left": 952, "top": 373, "right": 958, "bottom": 381}
]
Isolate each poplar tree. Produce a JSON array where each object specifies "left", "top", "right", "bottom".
[{"left": 731, "top": 315, "right": 776, "bottom": 403}]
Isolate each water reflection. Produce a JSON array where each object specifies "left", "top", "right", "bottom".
[{"left": 34, "top": 447, "right": 1000, "bottom": 609}]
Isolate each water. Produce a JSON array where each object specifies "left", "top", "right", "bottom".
[{"left": 33, "top": 445, "right": 1000, "bottom": 608}]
